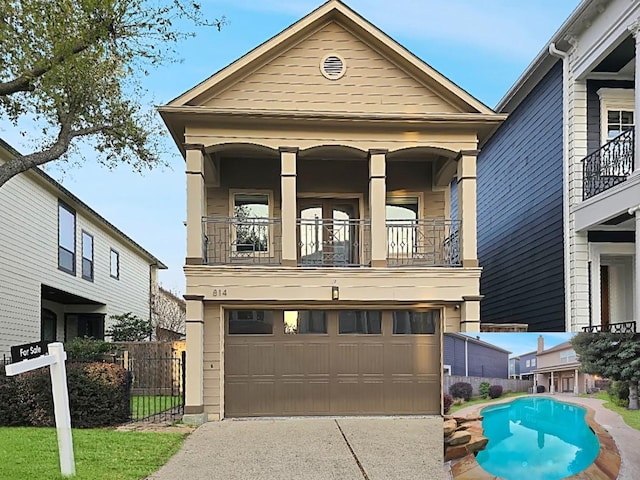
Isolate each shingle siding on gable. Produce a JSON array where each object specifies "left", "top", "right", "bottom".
[{"left": 477, "top": 60, "right": 564, "bottom": 331}]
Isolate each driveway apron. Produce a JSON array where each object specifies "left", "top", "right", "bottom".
[{"left": 147, "top": 417, "right": 442, "bottom": 480}]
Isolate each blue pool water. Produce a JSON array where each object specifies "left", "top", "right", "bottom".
[{"left": 476, "top": 397, "right": 600, "bottom": 480}]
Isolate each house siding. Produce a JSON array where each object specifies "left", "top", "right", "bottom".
[
  {"left": 519, "top": 351, "right": 538, "bottom": 375},
  {"left": 443, "top": 334, "right": 508, "bottom": 378},
  {"left": 477, "top": 60, "right": 564, "bottom": 331},
  {"left": 0, "top": 160, "right": 156, "bottom": 355}
]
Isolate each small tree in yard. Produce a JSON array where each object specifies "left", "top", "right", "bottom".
[
  {"left": 449, "top": 382, "right": 473, "bottom": 402},
  {"left": 572, "top": 333, "right": 640, "bottom": 410},
  {"left": 489, "top": 385, "right": 503, "bottom": 399},
  {"left": 151, "top": 287, "right": 186, "bottom": 340},
  {"left": 107, "top": 312, "right": 152, "bottom": 341}
]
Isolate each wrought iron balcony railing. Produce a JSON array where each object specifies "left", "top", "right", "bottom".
[
  {"left": 582, "top": 321, "right": 636, "bottom": 333},
  {"left": 203, "top": 217, "right": 282, "bottom": 265},
  {"left": 583, "top": 129, "right": 634, "bottom": 200},
  {"left": 386, "top": 219, "right": 461, "bottom": 267},
  {"left": 297, "top": 217, "right": 371, "bottom": 267}
]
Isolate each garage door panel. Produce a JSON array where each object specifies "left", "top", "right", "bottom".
[
  {"left": 279, "top": 380, "right": 306, "bottom": 414},
  {"left": 359, "top": 343, "right": 384, "bottom": 375},
  {"left": 250, "top": 344, "right": 276, "bottom": 377},
  {"left": 226, "top": 344, "right": 249, "bottom": 375},
  {"left": 249, "top": 381, "right": 276, "bottom": 416},
  {"left": 225, "top": 381, "right": 249, "bottom": 416},
  {"left": 333, "top": 343, "right": 359, "bottom": 375}
]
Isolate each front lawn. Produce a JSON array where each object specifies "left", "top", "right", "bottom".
[
  {"left": 588, "top": 392, "right": 640, "bottom": 431},
  {"left": 448, "top": 392, "right": 528, "bottom": 414},
  {"left": 0, "top": 427, "right": 185, "bottom": 480}
]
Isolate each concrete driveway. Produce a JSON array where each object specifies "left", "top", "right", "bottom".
[{"left": 147, "top": 417, "right": 442, "bottom": 480}]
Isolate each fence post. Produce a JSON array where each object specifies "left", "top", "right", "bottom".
[{"left": 181, "top": 350, "right": 186, "bottom": 404}]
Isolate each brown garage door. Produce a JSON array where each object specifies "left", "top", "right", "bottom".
[{"left": 224, "top": 309, "right": 440, "bottom": 417}]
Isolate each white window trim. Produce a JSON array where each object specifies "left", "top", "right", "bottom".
[
  {"left": 597, "top": 88, "right": 635, "bottom": 145},
  {"left": 443, "top": 364, "right": 452, "bottom": 376},
  {"left": 589, "top": 242, "right": 636, "bottom": 328},
  {"left": 228, "top": 189, "right": 275, "bottom": 257}
]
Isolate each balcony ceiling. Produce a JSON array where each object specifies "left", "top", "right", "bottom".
[{"left": 594, "top": 35, "right": 635, "bottom": 74}]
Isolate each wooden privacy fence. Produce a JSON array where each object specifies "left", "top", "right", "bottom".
[{"left": 445, "top": 375, "right": 533, "bottom": 396}]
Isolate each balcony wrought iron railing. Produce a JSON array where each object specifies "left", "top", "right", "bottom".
[
  {"left": 296, "top": 217, "right": 371, "bottom": 267},
  {"left": 583, "top": 129, "right": 635, "bottom": 200},
  {"left": 203, "top": 217, "right": 282, "bottom": 265},
  {"left": 582, "top": 321, "right": 636, "bottom": 333},
  {"left": 386, "top": 219, "right": 461, "bottom": 267}
]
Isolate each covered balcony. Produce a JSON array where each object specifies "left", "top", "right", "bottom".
[
  {"left": 582, "top": 321, "right": 636, "bottom": 333},
  {"left": 201, "top": 216, "right": 460, "bottom": 267},
  {"left": 582, "top": 129, "right": 634, "bottom": 200}
]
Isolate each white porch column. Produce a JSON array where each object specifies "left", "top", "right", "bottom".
[
  {"left": 185, "top": 145, "right": 206, "bottom": 264},
  {"left": 280, "top": 147, "right": 298, "bottom": 266},
  {"left": 574, "top": 368, "right": 579, "bottom": 395},
  {"left": 550, "top": 371, "right": 555, "bottom": 394},
  {"left": 183, "top": 296, "right": 206, "bottom": 424},
  {"left": 630, "top": 205, "right": 640, "bottom": 329},
  {"left": 630, "top": 21, "right": 640, "bottom": 174},
  {"left": 369, "top": 149, "right": 387, "bottom": 267},
  {"left": 457, "top": 150, "right": 479, "bottom": 267}
]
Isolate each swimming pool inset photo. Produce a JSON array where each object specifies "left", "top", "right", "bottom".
[{"left": 476, "top": 397, "right": 599, "bottom": 480}]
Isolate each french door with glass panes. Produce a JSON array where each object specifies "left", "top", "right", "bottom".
[{"left": 297, "top": 199, "right": 363, "bottom": 266}]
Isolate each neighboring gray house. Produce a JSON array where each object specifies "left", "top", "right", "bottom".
[
  {"left": 510, "top": 350, "right": 537, "bottom": 379},
  {"left": 443, "top": 333, "right": 510, "bottom": 379},
  {"left": 471, "top": 0, "right": 640, "bottom": 332},
  {"left": 0, "top": 138, "right": 166, "bottom": 356}
]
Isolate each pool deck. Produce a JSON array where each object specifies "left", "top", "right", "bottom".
[{"left": 446, "top": 393, "right": 640, "bottom": 480}]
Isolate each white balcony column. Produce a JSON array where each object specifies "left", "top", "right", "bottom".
[
  {"left": 457, "top": 150, "right": 479, "bottom": 267},
  {"left": 185, "top": 144, "right": 206, "bottom": 265},
  {"left": 460, "top": 296, "right": 482, "bottom": 332},
  {"left": 280, "top": 147, "right": 298, "bottom": 266},
  {"left": 183, "top": 295, "right": 206, "bottom": 424},
  {"left": 574, "top": 368, "right": 579, "bottom": 395},
  {"left": 630, "top": 205, "right": 640, "bottom": 330},
  {"left": 550, "top": 371, "right": 555, "bottom": 394},
  {"left": 630, "top": 21, "right": 640, "bottom": 174},
  {"left": 369, "top": 149, "right": 387, "bottom": 267}
]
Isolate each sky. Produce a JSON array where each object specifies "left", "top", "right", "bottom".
[
  {"left": 0, "top": 0, "right": 581, "bottom": 293},
  {"left": 459, "top": 333, "right": 576, "bottom": 357}
]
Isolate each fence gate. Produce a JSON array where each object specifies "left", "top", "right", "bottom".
[{"left": 125, "top": 351, "right": 186, "bottom": 422}]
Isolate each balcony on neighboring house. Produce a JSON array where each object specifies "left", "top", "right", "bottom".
[
  {"left": 202, "top": 216, "right": 460, "bottom": 267},
  {"left": 582, "top": 320, "right": 636, "bottom": 333},
  {"left": 582, "top": 129, "right": 635, "bottom": 200}
]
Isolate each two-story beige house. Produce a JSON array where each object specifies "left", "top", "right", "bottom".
[
  {"left": 160, "top": 0, "right": 504, "bottom": 421},
  {"left": 533, "top": 336, "right": 594, "bottom": 395}
]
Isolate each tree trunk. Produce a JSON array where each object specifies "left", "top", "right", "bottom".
[{"left": 628, "top": 382, "right": 639, "bottom": 410}]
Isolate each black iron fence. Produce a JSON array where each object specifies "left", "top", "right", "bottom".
[
  {"left": 583, "top": 129, "right": 634, "bottom": 200},
  {"left": 386, "top": 219, "right": 461, "bottom": 266},
  {"left": 297, "top": 217, "right": 371, "bottom": 266},
  {"left": 582, "top": 321, "right": 636, "bottom": 333},
  {"left": 125, "top": 351, "right": 185, "bottom": 423}
]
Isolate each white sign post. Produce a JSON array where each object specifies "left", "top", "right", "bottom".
[{"left": 5, "top": 342, "right": 75, "bottom": 477}]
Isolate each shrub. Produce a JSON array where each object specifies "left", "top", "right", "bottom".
[
  {"left": 536, "top": 385, "right": 546, "bottom": 393},
  {"left": 0, "top": 362, "right": 130, "bottom": 428},
  {"left": 607, "top": 381, "right": 629, "bottom": 408},
  {"left": 479, "top": 381, "right": 491, "bottom": 399},
  {"left": 107, "top": 312, "right": 153, "bottom": 341},
  {"left": 64, "top": 338, "right": 120, "bottom": 362},
  {"left": 449, "top": 382, "right": 473, "bottom": 401},
  {"left": 489, "top": 385, "right": 503, "bottom": 399},
  {"left": 443, "top": 394, "right": 453, "bottom": 414}
]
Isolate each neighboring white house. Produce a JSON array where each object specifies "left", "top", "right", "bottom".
[{"left": 0, "top": 138, "right": 166, "bottom": 357}]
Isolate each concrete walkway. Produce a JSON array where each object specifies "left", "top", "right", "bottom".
[
  {"left": 452, "top": 394, "right": 640, "bottom": 480},
  {"left": 147, "top": 417, "right": 443, "bottom": 480}
]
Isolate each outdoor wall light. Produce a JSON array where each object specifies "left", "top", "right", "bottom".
[{"left": 332, "top": 286, "right": 339, "bottom": 301}]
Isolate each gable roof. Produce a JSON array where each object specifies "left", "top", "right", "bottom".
[
  {"left": 166, "top": 0, "right": 495, "bottom": 115},
  {"left": 0, "top": 138, "right": 167, "bottom": 269},
  {"left": 540, "top": 341, "right": 573, "bottom": 355}
]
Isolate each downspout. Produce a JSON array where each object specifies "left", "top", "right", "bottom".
[
  {"left": 464, "top": 336, "right": 469, "bottom": 376},
  {"left": 549, "top": 42, "right": 572, "bottom": 332}
]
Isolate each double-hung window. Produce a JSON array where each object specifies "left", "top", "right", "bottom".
[
  {"left": 58, "top": 202, "right": 76, "bottom": 274},
  {"left": 110, "top": 249, "right": 120, "bottom": 279},
  {"left": 81, "top": 231, "right": 94, "bottom": 281}
]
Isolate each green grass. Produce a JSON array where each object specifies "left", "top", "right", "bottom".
[
  {"left": 131, "top": 396, "right": 182, "bottom": 420},
  {"left": 448, "top": 392, "right": 529, "bottom": 414},
  {"left": 0, "top": 427, "right": 186, "bottom": 480},
  {"left": 585, "top": 391, "right": 640, "bottom": 431}
]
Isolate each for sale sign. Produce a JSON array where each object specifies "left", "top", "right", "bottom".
[{"left": 11, "top": 341, "right": 47, "bottom": 363}]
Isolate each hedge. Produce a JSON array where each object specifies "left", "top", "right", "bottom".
[
  {"left": 488, "top": 385, "right": 503, "bottom": 399},
  {"left": 443, "top": 394, "right": 453, "bottom": 414},
  {"left": 449, "top": 382, "right": 473, "bottom": 401},
  {"left": 0, "top": 362, "right": 130, "bottom": 428}
]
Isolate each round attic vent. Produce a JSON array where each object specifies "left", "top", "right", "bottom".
[{"left": 320, "top": 54, "right": 346, "bottom": 80}]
